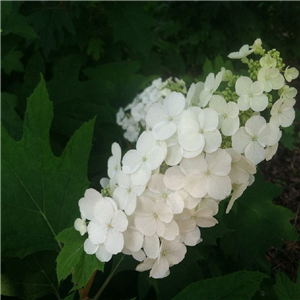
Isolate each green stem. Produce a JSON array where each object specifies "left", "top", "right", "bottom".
[{"left": 92, "top": 255, "right": 125, "bottom": 300}]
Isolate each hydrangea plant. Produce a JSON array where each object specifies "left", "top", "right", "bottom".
[{"left": 74, "top": 38, "right": 298, "bottom": 279}]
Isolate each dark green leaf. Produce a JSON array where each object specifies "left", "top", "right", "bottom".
[
  {"left": 172, "top": 270, "right": 267, "bottom": 300},
  {"left": 273, "top": 267, "right": 300, "bottom": 300},
  {"left": 1, "top": 12, "right": 38, "bottom": 39},
  {"left": 4, "top": 251, "right": 59, "bottom": 300},
  {"left": 56, "top": 227, "right": 104, "bottom": 291},
  {"left": 29, "top": 6, "right": 75, "bottom": 56},
  {"left": 0, "top": 273, "right": 17, "bottom": 296},
  {"left": 1, "top": 77, "right": 95, "bottom": 258},
  {"left": 221, "top": 174, "right": 298, "bottom": 269},
  {"left": 1, "top": 92, "right": 23, "bottom": 141},
  {"left": 21, "top": 51, "right": 45, "bottom": 101},
  {"left": 1, "top": 49, "right": 24, "bottom": 74},
  {"left": 108, "top": 2, "right": 153, "bottom": 56}
]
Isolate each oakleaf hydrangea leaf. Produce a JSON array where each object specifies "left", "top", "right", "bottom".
[
  {"left": 56, "top": 227, "right": 104, "bottom": 290},
  {"left": 3, "top": 251, "right": 59, "bottom": 300},
  {"left": 1, "top": 76, "right": 95, "bottom": 258},
  {"left": 221, "top": 174, "right": 298, "bottom": 269},
  {"left": 172, "top": 270, "right": 267, "bottom": 300},
  {"left": 273, "top": 267, "right": 300, "bottom": 300}
]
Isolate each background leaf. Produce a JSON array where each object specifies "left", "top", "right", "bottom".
[
  {"left": 56, "top": 227, "right": 105, "bottom": 291},
  {"left": 108, "top": 2, "right": 153, "bottom": 56},
  {"left": 3, "top": 251, "right": 59, "bottom": 300},
  {"left": 1, "top": 77, "right": 95, "bottom": 258},
  {"left": 220, "top": 174, "right": 299, "bottom": 270},
  {"left": 171, "top": 270, "right": 267, "bottom": 300},
  {"left": 273, "top": 267, "right": 300, "bottom": 300}
]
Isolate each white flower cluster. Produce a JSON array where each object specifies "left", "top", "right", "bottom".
[
  {"left": 116, "top": 78, "right": 187, "bottom": 142},
  {"left": 75, "top": 39, "right": 298, "bottom": 279}
]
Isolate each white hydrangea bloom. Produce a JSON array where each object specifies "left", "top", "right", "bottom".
[
  {"left": 136, "top": 238, "right": 187, "bottom": 279},
  {"left": 143, "top": 174, "right": 184, "bottom": 214},
  {"left": 178, "top": 107, "right": 221, "bottom": 155},
  {"left": 76, "top": 38, "right": 298, "bottom": 278},
  {"left": 74, "top": 218, "right": 87, "bottom": 236},
  {"left": 284, "top": 67, "right": 299, "bottom": 82},
  {"left": 122, "top": 131, "right": 165, "bottom": 185},
  {"left": 270, "top": 98, "right": 296, "bottom": 127},
  {"left": 251, "top": 38, "right": 262, "bottom": 54},
  {"left": 113, "top": 171, "right": 146, "bottom": 215},
  {"left": 228, "top": 44, "right": 254, "bottom": 59},
  {"left": 199, "top": 72, "right": 222, "bottom": 107},
  {"left": 145, "top": 92, "right": 185, "bottom": 140},
  {"left": 186, "top": 82, "right": 204, "bottom": 106},
  {"left": 259, "top": 54, "right": 277, "bottom": 68},
  {"left": 209, "top": 95, "right": 240, "bottom": 136},
  {"left": 257, "top": 67, "right": 285, "bottom": 92},
  {"left": 87, "top": 196, "right": 128, "bottom": 256},
  {"left": 134, "top": 197, "right": 178, "bottom": 240},
  {"left": 279, "top": 85, "right": 298, "bottom": 99},
  {"left": 232, "top": 115, "right": 281, "bottom": 165},
  {"left": 117, "top": 78, "right": 187, "bottom": 143},
  {"left": 235, "top": 76, "right": 268, "bottom": 112}
]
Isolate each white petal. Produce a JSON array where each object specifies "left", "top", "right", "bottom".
[
  {"left": 203, "top": 130, "right": 222, "bottom": 153},
  {"left": 163, "top": 92, "right": 185, "bottom": 117},
  {"left": 130, "top": 165, "right": 151, "bottom": 186},
  {"left": 245, "top": 116, "right": 266, "bottom": 137},
  {"left": 184, "top": 173, "right": 208, "bottom": 198},
  {"left": 162, "top": 220, "right": 179, "bottom": 240},
  {"left": 96, "top": 244, "right": 113, "bottom": 262},
  {"left": 221, "top": 117, "right": 240, "bottom": 136},
  {"left": 209, "top": 95, "right": 227, "bottom": 114},
  {"left": 186, "top": 82, "right": 204, "bottom": 106},
  {"left": 250, "top": 94, "right": 268, "bottom": 112},
  {"left": 237, "top": 95, "right": 250, "bottom": 111},
  {"left": 152, "top": 121, "right": 177, "bottom": 140},
  {"left": 105, "top": 228, "right": 124, "bottom": 254},
  {"left": 207, "top": 174, "right": 232, "bottom": 200},
  {"left": 94, "top": 200, "right": 114, "bottom": 224},
  {"left": 135, "top": 215, "right": 156, "bottom": 236},
  {"left": 164, "top": 166, "right": 185, "bottom": 191},
  {"left": 180, "top": 154, "right": 206, "bottom": 174},
  {"left": 111, "top": 142, "right": 121, "bottom": 162},
  {"left": 123, "top": 229, "right": 143, "bottom": 252},
  {"left": 178, "top": 131, "right": 204, "bottom": 152},
  {"left": 111, "top": 210, "right": 128, "bottom": 232},
  {"left": 244, "top": 141, "right": 265, "bottom": 165},
  {"left": 165, "top": 142, "right": 183, "bottom": 166},
  {"left": 164, "top": 240, "right": 187, "bottom": 265},
  {"left": 156, "top": 202, "right": 174, "bottom": 223},
  {"left": 88, "top": 219, "right": 108, "bottom": 245},
  {"left": 199, "top": 108, "right": 219, "bottom": 131},
  {"left": 137, "top": 131, "right": 156, "bottom": 155},
  {"left": 145, "top": 103, "right": 167, "bottom": 129},
  {"left": 150, "top": 256, "right": 169, "bottom": 279},
  {"left": 181, "top": 227, "right": 201, "bottom": 246},
  {"left": 232, "top": 128, "right": 252, "bottom": 153},
  {"left": 236, "top": 76, "right": 251, "bottom": 96},
  {"left": 206, "top": 149, "right": 232, "bottom": 176},
  {"left": 136, "top": 258, "right": 155, "bottom": 272},
  {"left": 144, "top": 235, "right": 160, "bottom": 259},
  {"left": 122, "top": 150, "right": 142, "bottom": 174},
  {"left": 146, "top": 145, "right": 165, "bottom": 170},
  {"left": 84, "top": 238, "right": 98, "bottom": 254}
]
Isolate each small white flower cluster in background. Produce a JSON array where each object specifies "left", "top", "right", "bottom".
[
  {"left": 116, "top": 78, "right": 187, "bottom": 142},
  {"left": 75, "top": 38, "right": 298, "bottom": 279}
]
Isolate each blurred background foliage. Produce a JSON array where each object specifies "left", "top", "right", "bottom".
[{"left": 1, "top": 1, "right": 300, "bottom": 300}]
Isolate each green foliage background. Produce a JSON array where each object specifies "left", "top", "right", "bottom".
[{"left": 1, "top": 1, "right": 300, "bottom": 300}]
